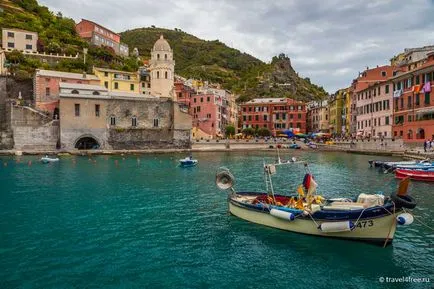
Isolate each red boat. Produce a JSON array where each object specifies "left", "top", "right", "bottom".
[{"left": 395, "top": 169, "right": 434, "bottom": 182}]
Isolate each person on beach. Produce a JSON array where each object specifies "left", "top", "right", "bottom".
[{"left": 424, "top": 140, "right": 428, "bottom": 152}]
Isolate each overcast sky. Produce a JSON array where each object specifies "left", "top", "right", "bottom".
[{"left": 40, "top": 0, "right": 434, "bottom": 93}]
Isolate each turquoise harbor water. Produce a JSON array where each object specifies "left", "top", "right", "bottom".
[{"left": 0, "top": 151, "right": 433, "bottom": 289}]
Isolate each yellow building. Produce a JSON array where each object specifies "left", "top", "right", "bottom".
[
  {"left": 328, "top": 89, "right": 345, "bottom": 135},
  {"left": 93, "top": 67, "right": 140, "bottom": 93},
  {"left": 343, "top": 88, "right": 351, "bottom": 136}
]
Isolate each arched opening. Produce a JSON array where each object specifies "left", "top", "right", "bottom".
[
  {"left": 75, "top": 136, "right": 100, "bottom": 150},
  {"left": 132, "top": 116, "right": 137, "bottom": 127},
  {"left": 93, "top": 91, "right": 100, "bottom": 95},
  {"left": 165, "top": 71, "right": 168, "bottom": 79},
  {"left": 417, "top": 128, "right": 425, "bottom": 139},
  {"left": 157, "top": 54, "right": 160, "bottom": 60},
  {"left": 71, "top": 89, "right": 79, "bottom": 94},
  {"left": 157, "top": 71, "right": 160, "bottom": 79}
]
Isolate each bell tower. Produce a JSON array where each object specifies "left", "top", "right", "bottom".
[{"left": 150, "top": 35, "right": 175, "bottom": 98}]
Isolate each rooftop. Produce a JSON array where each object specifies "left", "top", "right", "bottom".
[
  {"left": 59, "top": 82, "right": 107, "bottom": 91},
  {"left": 93, "top": 67, "right": 138, "bottom": 75},
  {"left": 2, "top": 27, "right": 38, "bottom": 34},
  {"left": 36, "top": 69, "right": 99, "bottom": 80},
  {"left": 78, "top": 19, "right": 120, "bottom": 37}
]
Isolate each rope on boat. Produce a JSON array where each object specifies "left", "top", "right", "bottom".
[
  {"left": 403, "top": 208, "right": 434, "bottom": 231},
  {"left": 352, "top": 208, "right": 368, "bottom": 229},
  {"left": 383, "top": 201, "right": 396, "bottom": 248}
]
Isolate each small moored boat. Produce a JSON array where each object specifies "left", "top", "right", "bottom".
[
  {"left": 179, "top": 156, "right": 198, "bottom": 167},
  {"left": 395, "top": 168, "right": 434, "bottom": 182},
  {"left": 40, "top": 155, "right": 59, "bottom": 164},
  {"left": 216, "top": 159, "right": 416, "bottom": 246}
]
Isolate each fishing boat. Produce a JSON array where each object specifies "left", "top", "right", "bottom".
[
  {"left": 40, "top": 155, "right": 59, "bottom": 164},
  {"left": 395, "top": 168, "right": 434, "bottom": 182},
  {"left": 216, "top": 159, "right": 417, "bottom": 246},
  {"left": 289, "top": 143, "right": 301, "bottom": 149},
  {"left": 179, "top": 156, "right": 198, "bottom": 167}
]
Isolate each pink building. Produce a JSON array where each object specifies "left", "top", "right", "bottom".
[
  {"left": 34, "top": 69, "right": 100, "bottom": 115},
  {"left": 191, "top": 93, "right": 229, "bottom": 138},
  {"left": 356, "top": 79, "right": 393, "bottom": 138}
]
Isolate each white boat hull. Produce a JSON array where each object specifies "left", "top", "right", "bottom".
[{"left": 229, "top": 202, "right": 398, "bottom": 245}]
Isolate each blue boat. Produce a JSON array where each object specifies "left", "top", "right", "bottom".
[
  {"left": 395, "top": 162, "right": 434, "bottom": 170},
  {"left": 179, "top": 156, "right": 198, "bottom": 167}
]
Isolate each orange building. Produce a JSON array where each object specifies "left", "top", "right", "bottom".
[{"left": 391, "top": 53, "right": 434, "bottom": 143}]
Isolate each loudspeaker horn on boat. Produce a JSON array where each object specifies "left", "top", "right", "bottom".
[{"left": 216, "top": 168, "right": 235, "bottom": 190}]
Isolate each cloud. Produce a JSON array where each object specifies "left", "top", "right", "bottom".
[{"left": 39, "top": 0, "right": 434, "bottom": 93}]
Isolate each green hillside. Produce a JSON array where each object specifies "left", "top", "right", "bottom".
[
  {"left": 121, "top": 27, "right": 327, "bottom": 101},
  {"left": 1, "top": 0, "right": 327, "bottom": 100},
  {"left": 0, "top": 0, "right": 140, "bottom": 77}
]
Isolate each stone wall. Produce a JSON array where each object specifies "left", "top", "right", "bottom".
[
  {"left": 11, "top": 106, "right": 59, "bottom": 150},
  {"left": 108, "top": 128, "right": 174, "bottom": 149},
  {"left": 60, "top": 128, "right": 109, "bottom": 150},
  {"left": 0, "top": 76, "right": 34, "bottom": 149},
  {"left": 333, "top": 138, "right": 405, "bottom": 151},
  {"left": 106, "top": 98, "right": 189, "bottom": 149}
]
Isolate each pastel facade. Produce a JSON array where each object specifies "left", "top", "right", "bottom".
[
  {"left": 350, "top": 65, "right": 396, "bottom": 137},
  {"left": 391, "top": 53, "right": 434, "bottom": 143},
  {"left": 190, "top": 93, "right": 225, "bottom": 139},
  {"left": 150, "top": 35, "right": 175, "bottom": 99},
  {"left": 307, "top": 100, "right": 329, "bottom": 133},
  {"left": 356, "top": 80, "right": 392, "bottom": 138},
  {"left": 75, "top": 19, "right": 128, "bottom": 56},
  {"left": 2, "top": 28, "right": 38, "bottom": 52},
  {"left": 328, "top": 91, "right": 344, "bottom": 135},
  {"left": 33, "top": 69, "right": 100, "bottom": 114},
  {"left": 241, "top": 98, "right": 307, "bottom": 134},
  {"left": 93, "top": 67, "right": 140, "bottom": 94}
]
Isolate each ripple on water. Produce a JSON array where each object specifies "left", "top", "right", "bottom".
[{"left": 0, "top": 152, "right": 433, "bottom": 289}]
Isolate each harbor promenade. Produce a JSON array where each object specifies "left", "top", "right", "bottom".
[{"left": 1, "top": 138, "right": 433, "bottom": 159}]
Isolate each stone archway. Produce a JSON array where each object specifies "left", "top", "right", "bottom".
[{"left": 74, "top": 135, "right": 100, "bottom": 150}]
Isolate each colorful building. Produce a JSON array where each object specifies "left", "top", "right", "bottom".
[
  {"left": 93, "top": 67, "right": 140, "bottom": 94},
  {"left": 328, "top": 90, "right": 344, "bottom": 135},
  {"left": 350, "top": 65, "right": 396, "bottom": 137},
  {"left": 307, "top": 100, "right": 328, "bottom": 133},
  {"left": 342, "top": 88, "right": 351, "bottom": 135},
  {"left": 190, "top": 93, "right": 228, "bottom": 139},
  {"left": 33, "top": 69, "right": 100, "bottom": 114},
  {"left": 75, "top": 19, "right": 129, "bottom": 56},
  {"left": 240, "top": 98, "right": 307, "bottom": 134},
  {"left": 391, "top": 52, "right": 434, "bottom": 143},
  {"left": 356, "top": 80, "right": 393, "bottom": 138},
  {"left": 2, "top": 28, "right": 38, "bottom": 52}
]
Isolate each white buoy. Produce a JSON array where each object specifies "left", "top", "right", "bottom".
[
  {"left": 270, "top": 208, "right": 295, "bottom": 221},
  {"left": 319, "top": 221, "right": 354, "bottom": 232},
  {"left": 396, "top": 213, "right": 414, "bottom": 225}
]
